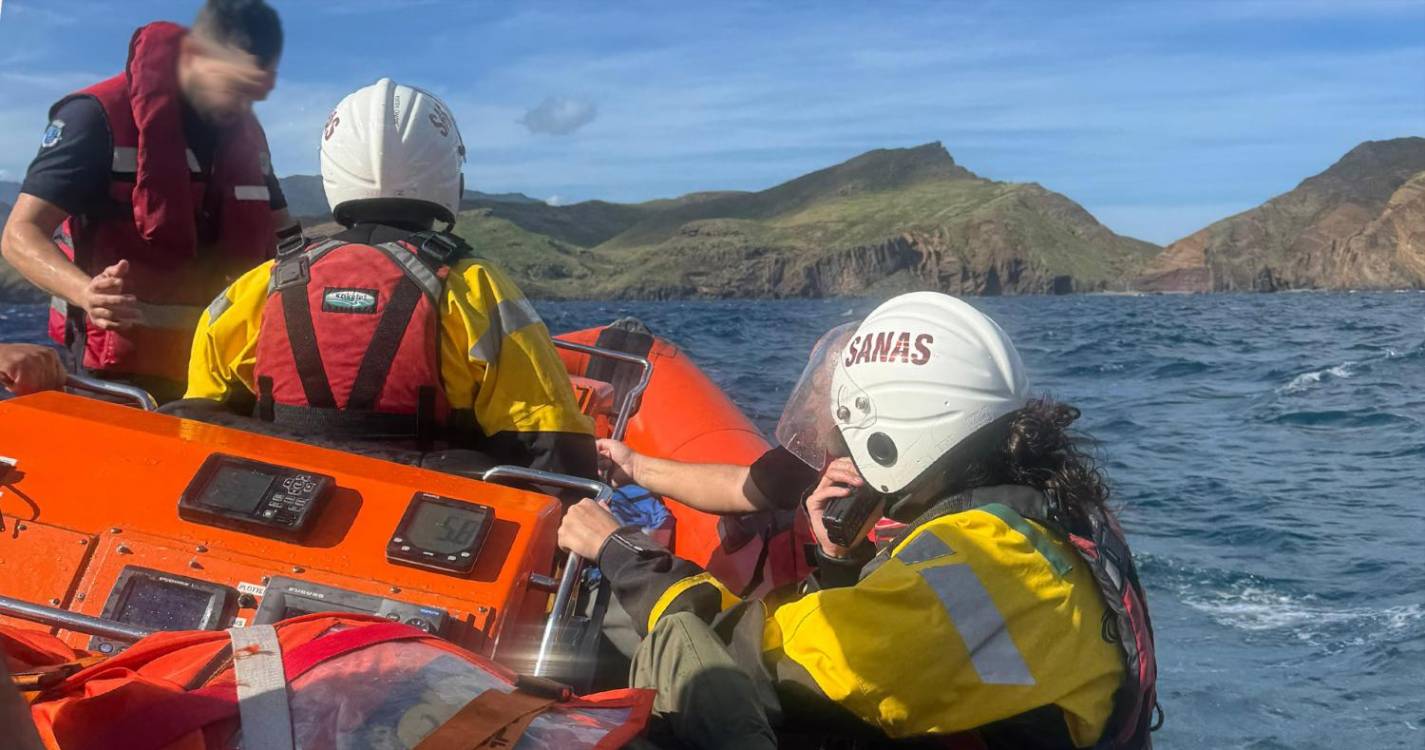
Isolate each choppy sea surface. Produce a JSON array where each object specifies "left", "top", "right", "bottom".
[{"left": 4, "top": 292, "right": 1424, "bottom": 748}]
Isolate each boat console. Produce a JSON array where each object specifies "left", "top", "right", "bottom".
[
  {"left": 0, "top": 391, "right": 557, "bottom": 662},
  {"left": 0, "top": 339, "right": 654, "bottom": 680}
]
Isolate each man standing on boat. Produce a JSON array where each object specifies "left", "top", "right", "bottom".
[
  {"left": 0, "top": 0, "right": 297, "bottom": 403},
  {"left": 181, "top": 79, "right": 597, "bottom": 479}
]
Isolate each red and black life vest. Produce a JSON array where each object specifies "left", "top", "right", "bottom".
[
  {"left": 252, "top": 231, "right": 467, "bottom": 445},
  {"left": 47, "top": 22, "right": 276, "bottom": 389}
]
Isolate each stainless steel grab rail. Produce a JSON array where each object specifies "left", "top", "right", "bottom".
[
  {"left": 480, "top": 465, "right": 613, "bottom": 678},
  {"left": 0, "top": 593, "right": 153, "bottom": 642},
  {"left": 552, "top": 339, "right": 653, "bottom": 441},
  {"left": 64, "top": 373, "right": 158, "bottom": 411}
]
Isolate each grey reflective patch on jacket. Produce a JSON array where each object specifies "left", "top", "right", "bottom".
[
  {"left": 468, "top": 296, "right": 544, "bottom": 363},
  {"left": 374, "top": 241, "right": 443, "bottom": 301},
  {"left": 916, "top": 563, "right": 1035, "bottom": 686},
  {"left": 206, "top": 289, "right": 233, "bottom": 323},
  {"left": 895, "top": 531, "right": 954, "bottom": 565},
  {"left": 111, "top": 146, "right": 137, "bottom": 173},
  {"left": 135, "top": 301, "right": 204, "bottom": 331}
]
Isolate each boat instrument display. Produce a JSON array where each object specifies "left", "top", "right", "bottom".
[
  {"left": 386, "top": 492, "right": 493, "bottom": 575},
  {"left": 178, "top": 453, "right": 335, "bottom": 542},
  {"left": 253, "top": 576, "right": 448, "bottom": 634},
  {"left": 89, "top": 566, "right": 236, "bottom": 654}
]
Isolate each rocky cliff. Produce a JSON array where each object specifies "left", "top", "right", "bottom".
[{"left": 1137, "top": 138, "right": 1425, "bottom": 292}]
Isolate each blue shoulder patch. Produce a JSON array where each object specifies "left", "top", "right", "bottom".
[{"left": 41, "top": 119, "right": 65, "bottom": 149}]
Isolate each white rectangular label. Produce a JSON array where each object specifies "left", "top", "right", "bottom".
[
  {"left": 237, "top": 582, "right": 266, "bottom": 598},
  {"left": 234, "top": 185, "right": 271, "bottom": 202}
]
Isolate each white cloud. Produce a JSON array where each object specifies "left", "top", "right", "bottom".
[
  {"left": 519, "top": 97, "right": 597, "bottom": 136},
  {"left": 2, "top": 1, "right": 80, "bottom": 26}
]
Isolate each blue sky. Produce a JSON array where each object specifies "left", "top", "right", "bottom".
[{"left": 1, "top": 0, "right": 1422, "bottom": 244}]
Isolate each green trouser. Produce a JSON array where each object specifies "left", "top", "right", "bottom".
[{"left": 627, "top": 611, "right": 778, "bottom": 750}]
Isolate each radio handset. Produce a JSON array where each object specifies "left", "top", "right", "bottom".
[{"left": 820, "top": 482, "right": 883, "bottom": 549}]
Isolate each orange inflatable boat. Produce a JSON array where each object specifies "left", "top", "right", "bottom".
[{"left": 0, "top": 320, "right": 809, "bottom": 711}]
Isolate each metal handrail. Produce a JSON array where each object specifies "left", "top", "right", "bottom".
[
  {"left": 64, "top": 374, "right": 158, "bottom": 411},
  {"left": 552, "top": 339, "right": 653, "bottom": 441},
  {"left": 480, "top": 465, "right": 612, "bottom": 678},
  {"left": 0, "top": 593, "right": 153, "bottom": 642}
]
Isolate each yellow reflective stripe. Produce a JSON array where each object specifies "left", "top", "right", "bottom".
[{"left": 647, "top": 572, "right": 738, "bottom": 633}]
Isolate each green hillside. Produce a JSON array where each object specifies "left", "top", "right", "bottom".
[{"left": 453, "top": 143, "right": 1158, "bottom": 299}]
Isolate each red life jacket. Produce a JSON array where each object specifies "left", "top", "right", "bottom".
[
  {"left": 251, "top": 232, "right": 465, "bottom": 444},
  {"left": 47, "top": 21, "right": 276, "bottom": 389}
]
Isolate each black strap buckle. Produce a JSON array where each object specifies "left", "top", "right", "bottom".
[
  {"left": 275, "top": 231, "right": 307, "bottom": 260},
  {"left": 410, "top": 231, "right": 463, "bottom": 266},
  {"left": 271, "top": 255, "right": 311, "bottom": 291}
]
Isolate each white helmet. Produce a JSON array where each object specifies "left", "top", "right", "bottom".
[
  {"left": 320, "top": 78, "right": 465, "bottom": 225},
  {"left": 829, "top": 292, "right": 1029, "bottom": 494}
]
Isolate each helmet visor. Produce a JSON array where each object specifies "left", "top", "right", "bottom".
[{"left": 775, "top": 322, "right": 858, "bottom": 471}]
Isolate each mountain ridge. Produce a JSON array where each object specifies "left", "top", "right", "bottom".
[
  {"left": 4, "top": 138, "right": 1422, "bottom": 303},
  {"left": 1137, "top": 137, "right": 1425, "bottom": 292}
]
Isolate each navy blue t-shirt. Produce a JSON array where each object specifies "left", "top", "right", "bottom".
[{"left": 20, "top": 97, "right": 286, "bottom": 217}]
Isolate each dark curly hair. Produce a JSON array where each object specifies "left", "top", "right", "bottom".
[{"left": 936, "top": 396, "right": 1111, "bottom": 528}]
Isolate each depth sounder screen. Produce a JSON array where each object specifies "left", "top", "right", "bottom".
[
  {"left": 198, "top": 466, "right": 274, "bottom": 513},
  {"left": 387, "top": 493, "right": 492, "bottom": 575},
  {"left": 118, "top": 578, "right": 214, "bottom": 630},
  {"left": 407, "top": 502, "right": 488, "bottom": 555}
]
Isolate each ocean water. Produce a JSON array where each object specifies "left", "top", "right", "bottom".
[{"left": 4, "top": 292, "right": 1423, "bottom": 748}]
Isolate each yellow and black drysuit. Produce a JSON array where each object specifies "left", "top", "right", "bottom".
[
  {"left": 600, "top": 485, "right": 1156, "bottom": 749},
  {"left": 183, "top": 223, "right": 596, "bottom": 478}
]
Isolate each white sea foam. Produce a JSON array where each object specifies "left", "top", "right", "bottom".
[
  {"left": 1184, "top": 586, "right": 1423, "bottom": 636},
  {"left": 1277, "top": 361, "right": 1359, "bottom": 394}
]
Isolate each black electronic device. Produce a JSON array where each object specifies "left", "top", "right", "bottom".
[
  {"left": 88, "top": 566, "right": 236, "bottom": 654},
  {"left": 252, "top": 576, "right": 449, "bottom": 634},
  {"left": 386, "top": 492, "right": 493, "bottom": 575},
  {"left": 178, "top": 453, "right": 335, "bottom": 542},
  {"left": 821, "top": 483, "right": 884, "bottom": 548}
]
